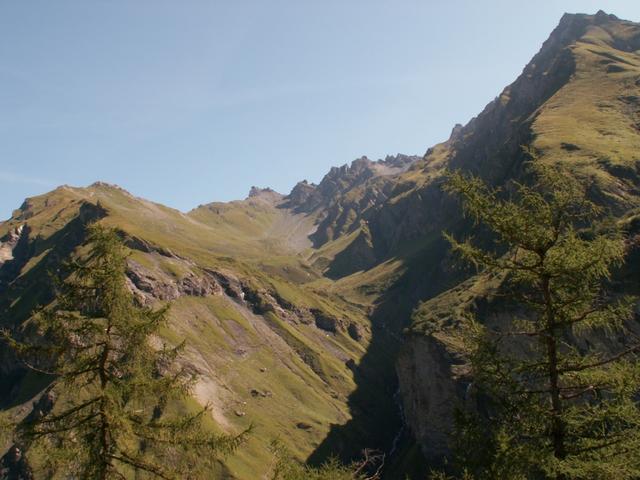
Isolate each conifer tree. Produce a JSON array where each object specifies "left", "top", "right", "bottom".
[
  {"left": 2, "top": 225, "right": 243, "bottom": 479},
  {"left": 443, "top": 164, "right": 640, "bottom": 480},
  {"left": 268, "top": 440, "right": 382, "bottom": 480}
]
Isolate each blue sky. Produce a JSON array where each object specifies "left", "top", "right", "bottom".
[{"left": 1, "top": 1, "right": 639, "bottom": 220}]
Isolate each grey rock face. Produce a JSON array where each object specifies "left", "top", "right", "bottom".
[
  {"left": 396, "top": 334, "right": 469, "bottom": 463},
  {"left": 311, "top": 308, "right": 341, "bottom": 333},
  {"left": 125, "top": 261, "right": 222, "bottom": 304},
  {"left": 0, "top": 226, "right": 25, "bottom": 268},
  {"left": 347, "top": 322, "right": 362, "bottom": 341}
]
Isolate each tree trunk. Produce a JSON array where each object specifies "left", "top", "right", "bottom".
[
  {"left": 541, "top": 274, "right": 566, "bottom": 480},
  {"left": 98, "top": 327, "right": 111, "bottom": 480}
]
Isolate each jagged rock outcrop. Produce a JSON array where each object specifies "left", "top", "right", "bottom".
[
  {"left": 311, "top": 308, "right": 342, "bottom": 333},
  {"left": 239, "top": 284, "right": 346, "bottom": 332},
  {"left": 247, "top": 186, "right": 283, "bottom": 204},
  {"left": 283, "top": 155, "right": 420, "bottom": 249},
  {"left": 283, "top": 180, "right": 322, "bottom": 213},
  {"left": 124, "top": 236, "right": 178, "bottom": 258},
  {"left": 209, "top": 270, "right": 246, "bottom": 300},
  {"left": 347, "top": 322, "right": 362, "bottom": 341},
  {"left": 316, "top": 157, "right": 378, "bottom": 199},
  {"left": 0, "top": 226, "right": 25, "bottom": 268},
  {"left": 126, "top": 261, "right": 222, "bottom": 304}
]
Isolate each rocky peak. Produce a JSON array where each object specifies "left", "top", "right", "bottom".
[
  {"left": 246, "top": 186, "right": 283, "bottom": 203},
  {"left": 283, "top": 180, "right": 322, "bottom": 212},
  {"left": 87, "top": 182, "right": 135, "bottom": 201},
  {"left": 349, "top": 156, "right": 374, "bottom": 171},
  {"left": 291, "top": 179, "right": 316, "bottom": 190},
  {"left": 448, "top": 124, "right": 464, "bottom": 142},
  {"left": 594, "top": 9, "right": 619, "bottom": 24},
  {"left": 319, "top": 154, "right": 419, "bottom": 190},
  {"left": 282, "top": 154, "right": 418, "bottom": 216},
  {"left": 317, "top": 156, "right": 383, "bottom": 198},
  {"left": 89, "top": 181, "right": 130, "bottom": 193},
  {"left": 248, "top": 186, "right": 272, "bottom": 197},
  {"left": 438, "top": 10, "right": 604, "bottom": 176}
]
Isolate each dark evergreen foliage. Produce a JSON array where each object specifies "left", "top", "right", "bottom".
[
  {"left": 443, "top": 164, "right": 640, "bottom": 479},
  {"left": 2, "top": 225, "right": 244, "bottom": 479}
]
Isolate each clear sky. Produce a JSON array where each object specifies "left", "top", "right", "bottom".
[{"left": 1, "top": 1, "right": 640, "bottom": 220}]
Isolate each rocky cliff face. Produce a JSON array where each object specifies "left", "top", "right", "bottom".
[
  {"left": 284, "top": 154, "right": 421, "bottom": 251},
  {"left": 0, "top": 226, "right": 25, "bottom": 267},
  {"left": 396, "top": 334, "right": 469, "bottom": 463},
  {"left": 285, "top": 154, "right": 418, "bottom": 213}
]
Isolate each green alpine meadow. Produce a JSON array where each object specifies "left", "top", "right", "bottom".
[{"left": 2, "top": 7, "right": 640, "bottom": 480}]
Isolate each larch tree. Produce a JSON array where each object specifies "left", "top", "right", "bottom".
[
  {"left": 2, "top": 225, "right": 244, "bottom": 479},
  {"left": 443, "top": 164, "right": 640, "bottom": 480}
]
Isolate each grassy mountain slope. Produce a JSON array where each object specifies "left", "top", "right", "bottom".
[
  {"left": 0, "top": 184, "right": 376, "bottom": 478},
  {"left": 2, "top": 10, "right": 640, "bottom": 480}
]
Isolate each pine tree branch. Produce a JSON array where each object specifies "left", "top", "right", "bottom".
[
  {"left": 34, "top": 397, "right": 100, "bottom": 425},
  {"left": 559, "top": 344, "right": 640, "bottom": 373},
  {"left": 30, "top": 412, "right": 100, "bottom": 437},
  {"left": 107, "top": 453, "right": 172, "bottom": 480},
  {"left": 569, "top": 437, "right": 627, "bottom": 455}
]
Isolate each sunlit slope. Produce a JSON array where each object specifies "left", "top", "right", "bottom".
[
  {"left": 188, "top": 188, "right": 318, "bottom": 256},
  {"left": 0, "top": 183, "right": 311, "bottom": 261},
  {"left": 532, "top": 14, "right": 640, "bottom": 209},
  {"left": 0, "top": 183, "right": 378, "bottom": 479}
]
